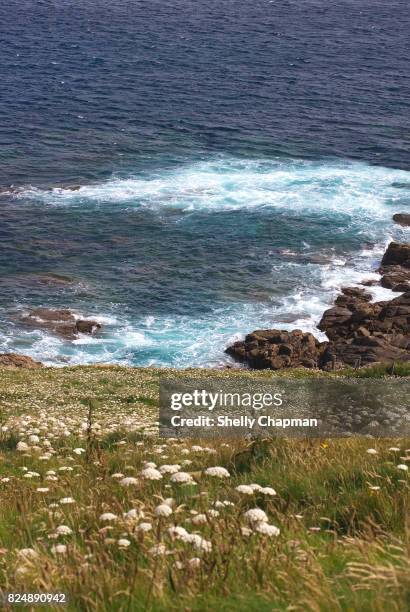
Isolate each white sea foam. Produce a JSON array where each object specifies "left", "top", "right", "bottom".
[
  {"left": 6, "top": 156, "right": 410, "bottom": 367},
  {"left": 18, "top": 157, "right": 410, "bottom": 220}
]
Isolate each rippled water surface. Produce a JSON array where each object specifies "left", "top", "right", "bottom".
[{"left": 0, "top": 1, "right": 409, "bottom": 365}]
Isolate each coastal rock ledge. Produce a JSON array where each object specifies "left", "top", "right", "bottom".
[
  {"left": 226, "top": 330, "right": 328, "bottom": 370},
  {"left": 226, "top": 242, "right": 410, "bottom": 371},
  {"left": 0, "top": 353, "right": 43, "bottom": 368},
  {"left": 20, "top": 308, "right": 102, "bottom": 340}
]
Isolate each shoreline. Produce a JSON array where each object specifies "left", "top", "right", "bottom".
[
  {"left": 1, "top": 233, "right": 409, "bottom": 373},
  {"left": 226, "top": 237, "right": 409, "bottom": 371}
]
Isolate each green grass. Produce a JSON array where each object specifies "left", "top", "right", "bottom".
[{"left": 0, "top": 365, "right": 408, "bottom": 611}]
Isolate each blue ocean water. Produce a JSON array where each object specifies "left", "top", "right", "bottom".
[{"left": 0, "top": 0, "right": 409, "bottom": 366}]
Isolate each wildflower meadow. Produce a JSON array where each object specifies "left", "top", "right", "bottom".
[{"left": 0, "top": 365, "right": 409, "bottom": 611}]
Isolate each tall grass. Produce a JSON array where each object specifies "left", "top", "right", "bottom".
[{"left": 0, "top": 366, "right": 408, "bottom": 611}]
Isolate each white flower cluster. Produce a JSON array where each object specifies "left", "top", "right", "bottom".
[{"left": 204, "top": 466, "right": 230, "bottom": 478}]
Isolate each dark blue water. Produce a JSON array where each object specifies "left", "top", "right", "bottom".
[{"left": 0, "top": 0, "right": 409, "bottom": 366}]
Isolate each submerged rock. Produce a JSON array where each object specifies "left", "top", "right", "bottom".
[
  {"left": 0, "top": 353, "right": 43, "bottom": 368},
  {"left": 393, "top": 213, "right": 410, "bottom": 227},
  {"left": 20, "top": 308, "right": 101, "bottom": 340}
]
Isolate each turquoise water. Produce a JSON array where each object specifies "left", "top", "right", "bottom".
[
  {"left": 1, "top": 1, "right": 409, "bottom": 366},
  {"left": 1, "top": 156, "right": 409, "bottom": 366}
]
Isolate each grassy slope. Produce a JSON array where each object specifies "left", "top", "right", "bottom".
[{"left": 0, "top": 365, "right": 409, "bottom": 611}]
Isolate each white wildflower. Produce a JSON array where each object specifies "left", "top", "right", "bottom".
[
  {"left": 124, "top": 508, "right": 143, "bottom": 521},
  {"left": 244, "top": 508, "right": 268, "bottom": 526},
  {"left": 155, "top": 504, "right": 173, "bottom": 518},
  {"left": 55, "top": 525, "right": 72, "bottom": 536},
  {"left": 249, "top": 483, "right": 262, "bottom": 491},
  {"left": 192, "top": 513, "right": 207, "bottom": 525},
  {"left": 255, "top": 523, "right": 280, "bottom": 537},
  {"left": 235, "top": 484, "right": 254, "bottom": 495},
  {"left": 17, "top": 548, "right": 38, "bottom": 560},
  {"left": 168, "top": 525, "right": 190, "bottom": 540},
  {"left": 99, "top": 512, "right": 118, "bottom": 522},
  {"left": 117, "top": 538, "right": 131, "bottom": 548},
  {"left": 241, "top": 527, "right": 253, "bottom": 537},
  {"left": 141, "top": 467, "right": 162, "bottom": 480},
  {"left": 170, "top": 472, "right": 194, "bottom": 485},
  {"left": 120, "top": 477, "right": 139, "bottom": 487},
  {"left": 149, "top": 544, "right": 167, "bottom": 557},
  {"left": 51, "top": 544, "right": 67, "bottom": 555},
  {"left": 204, "top": 466, "right": 230, "bottom": 478},
  {"left": 159, "top": 464, "right": 181, "bottom": 475},
  {"left": 397, "top": 464, "right": 408, "bottom": 472},
  {"left": 60, "top": 497, "right": 75, "bottom": 505},
  {"left": 260, "top": 487, "right": 277, "bottom": 496},
  {"left": 188, "top": 534, "right": 212, "bottom": 553},
  {"left": 137, "top": 522, "right": 152, "bottom": 532}
]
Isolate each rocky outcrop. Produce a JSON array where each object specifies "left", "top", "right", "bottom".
[
  {"left": 380, "top": 242, "right": 410, "bottom": 268},
  {"left": 226, "top": 329, "right": 328, "bottom": 370},
  {"left": 0, "top": 353, "right": 43, "bottom": 368},
  {"left": 393, "top": 213, "right": 410, "bottom": 227},
  {"left": 320, "top": 333, "right": 409, "bottom": 370},
  {"left": 226, "top": 243, "right": 410, "bottom": 371},
  {"left": 380, "top": 268, "right": 410, "bottom": 292},
  {"left": 20, "top": 308, "right": 101, "bottom": 340},
  {"left": 379, "top": 242, "right": 410, "bottom": 292},
  {"left": 317, "top": 287, "right": 382, "bottom": 340},
  {"left": 317, "top": 289, "right": 410, "bottom": 367}
]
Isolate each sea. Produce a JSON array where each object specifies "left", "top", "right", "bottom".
[{"left": 0, "top": 0, "right": 409, "bottom": 367}]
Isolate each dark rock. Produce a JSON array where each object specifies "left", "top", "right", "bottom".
[
  {"left": 380, "top": 242, "right": 410, "bottom": 269},
  {"left": 0, "top": 353, "right": 43, "bottom": 368},
  {"left": 393, "top": 213, "right": 410, "bottom": 227},
  {"left": 27, "top": 308, "right": 75, "bottom": 322},
  {"left": 225, "top": 242, "right": 410, "bottom": 371},
  {"left": 51, "top": 184, "right": 81, "bottom": 191},
  {"left": 75, "top": 320, "right": 102, "bottom": 334},
  {"left": 341, "top": 287, "right": 372, "bottom": 301},
  {"left": 381, "top": 268, "right": 410, "bottom": 292},
  {"left": 378, "top": 292, "right": 410, "bottom": 332},
  {"left": 226, "top": 329, "right": 328, "bottom": 370},
  {"left": 360, "top": 279, "right": 379, "bottom": 287},
  {"left": 391, "top": 182, "right": 410, "bottom": 189},
  {"left": 35, "top": 273, "right": 76, "bottom": 286},
  {"left": 321, "top": 335, "right": 409, "bottom": 370},
  {"left": 20, "top": 308, "right": 101, "bottom": 340},
  {"left": 317, "top": 306, "right": 353, "bottom": 339}
]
